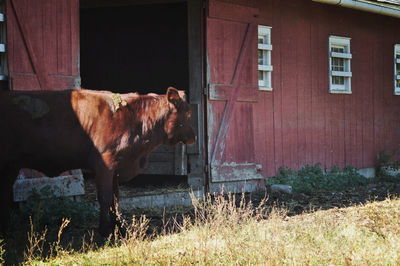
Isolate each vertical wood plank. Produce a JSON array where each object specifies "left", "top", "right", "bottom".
[
  {"left": 27, "top": 0, "right": 43, "bottom": 59},
  {"left": 57, "top": 0, "right": 71, "bottom": 75},
  {"left": 295, "top": 6, "right": 313, "bottom": 168},
  {"left": 310, "top": 5, "right": 326, "bottom": 167},
  {"left": 331, "top": 94, "right": 345, "bottom": 168},
  {"left": 280, "top": 3, "right": 298, "bottom": 170},
  {"left": 353, "top": 31, "right": 365, "bottom": 169},
  {"left": 43, "top": 0, "right": 57, "bottom": 74},
  {"left": 261, "top": 93, "right": 275, "bottom": 177},
  {"left": 361, "top": 29, "right": 375, "bottom": 167},
  {"left": 70, "top": 0, "right": 79, "bottom": 77},
  {"left": 372, "top": 18, "right": 384, "bottom": 160}
]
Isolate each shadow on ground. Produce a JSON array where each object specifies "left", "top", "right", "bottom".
[{"left": 3, "top": 179, "right": 400, "bottom": 264}]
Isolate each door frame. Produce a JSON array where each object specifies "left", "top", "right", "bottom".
[{"left": 79, "top": 0, "right": 206, "bottom": 188}]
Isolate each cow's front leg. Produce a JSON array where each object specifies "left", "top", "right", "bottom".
[{"left": 94, "top": 161, "right": 115, "bottom": 237}]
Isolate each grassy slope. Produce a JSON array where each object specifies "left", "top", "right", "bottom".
[{"left": 27, "top": 194, "right": 400, "bottom": 265}]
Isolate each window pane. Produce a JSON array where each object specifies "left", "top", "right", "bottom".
[
  {"left": 397, "top": 62, "right": 400, "bottom": 88},
  {"left": 332, "top": 76, "right": 344, "bottom": 85},
  {"left": 332, "top": 57, "right": 344, "bottom": 71},
  {"left": 258, "top": 50, "right": 271, "bottom": 66},
  {"left": 331, "top": 46, "right": 345, "bottom": 53},
  {"left": 258, "top": 50, "right": 263, "bottom": 65},
  {"left": 258, "top": 71, "right": 265, "bottom": 87},
  {"left": 258, "top": 35, "right": 268, "bottom": 45}
]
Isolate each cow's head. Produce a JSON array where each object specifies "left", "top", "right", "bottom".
[{"left": 164, "top": 87, "right": 197, "bottom": 146}]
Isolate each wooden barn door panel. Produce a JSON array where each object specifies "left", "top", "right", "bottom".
[
  {"left": 207, "top": 1, "right": 263, "bottom": 182},
  {"left": 140, "top": 145, "right": 187, "bottom": 175},
  {"left": 6, "top": 0, "right": 80, "bottom": 180},
  {"left": 6, "top": 0, "right": 80, "bottom": 91}
]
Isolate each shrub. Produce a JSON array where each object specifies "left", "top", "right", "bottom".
[
  {"left": 19, "top": 186, "right": 97, "bottom": 230},
  {"left": 375, "top": 148, "right": 400, "bottom": 181},
  {"left": 266, "top": 164, "right": 367, "bottom": 195}
]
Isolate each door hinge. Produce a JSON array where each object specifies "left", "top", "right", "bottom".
[{"left": 203, "top": 85, "right": 209, "bottom": 96}]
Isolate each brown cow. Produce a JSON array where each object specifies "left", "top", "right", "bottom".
[{"left": 0, "top": 87, "right": 196, "bottom": 236}]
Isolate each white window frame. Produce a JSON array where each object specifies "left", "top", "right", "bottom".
[
  {"left": 258, "top": 25, "right": 272, "bottom": 91},
  {"left": 0, "top": 0, "right": 7, "bottom": 80},
  {"left": 329, "top": 36, "right": 352, "bottom": 94},
  {"left": 394, "top": 44, "right": 400, "bottom": 95}
]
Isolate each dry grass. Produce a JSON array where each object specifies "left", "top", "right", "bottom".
[{"left": 13, "top": 192, "right": 400, "bottom": 265}]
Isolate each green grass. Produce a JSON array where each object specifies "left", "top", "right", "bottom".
[{"left": 15, "top": 192, "right": 400, "bottom": 265}]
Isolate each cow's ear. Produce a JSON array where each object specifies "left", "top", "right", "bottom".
[{"left": 167, "top": 87, "right": 181, "bottom": 105}]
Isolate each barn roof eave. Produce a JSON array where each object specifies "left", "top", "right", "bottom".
[{"left": 312, "top": 0, "right": 400, "bottom": 18}]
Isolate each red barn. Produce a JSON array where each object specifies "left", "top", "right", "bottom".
[
  {"left": 2, "top": 0, "right": 400, "bottom": 197},
  {"left": 206, "top": 0, "right": 400, "bottom": 192}
]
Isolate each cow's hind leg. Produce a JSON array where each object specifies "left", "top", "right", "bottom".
[{"left": 0, "top": 166, "right": 18, "bottom": 234}]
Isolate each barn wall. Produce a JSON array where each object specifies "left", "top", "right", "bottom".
[{"left": 208, "top": 0, "right": 400, "bottom": 178}]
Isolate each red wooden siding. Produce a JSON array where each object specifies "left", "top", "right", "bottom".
[
  {"left": 6, "top": 0, "right": 79, "bottom": 91},
  {"left": 207, "top": 0, "right": 400, "bottom": 182}
]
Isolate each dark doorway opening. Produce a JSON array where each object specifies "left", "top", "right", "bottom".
[
  {"left": 80, "top": 2, "right": 190, "bottom": 190},
  {"left": 80, "top": 2, "right": 189, "bottom": 95}
]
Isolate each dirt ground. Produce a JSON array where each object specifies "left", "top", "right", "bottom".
[{"left": 263, "top": 181, "right": 400, "bottom": 216}]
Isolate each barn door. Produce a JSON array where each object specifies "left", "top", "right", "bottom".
[
  {"left": 5, "top": 0, "right": 81, "bottom": 180},
  {"left": 207, "top": 1, "right": 264, "bottom": 183},
  {"left": 6, "top": 0, "right": 80, "bottom": 91}
]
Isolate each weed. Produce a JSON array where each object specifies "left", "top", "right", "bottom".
[
  {"left": 23, "top": 217, "right": 71, "bottom": 264},
  {"left": 266, "top": 164, "right": 367, "bottom": 194},
  {"left": 49, "top": 218, "right": 71, "bottom": 258},
  {"left": 0, "top": 240, "right": 5, "bottom": 264},
  {"left": 24, "top": 217, "right": 48, "bottom": 263}
]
